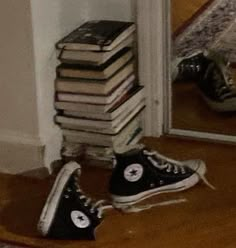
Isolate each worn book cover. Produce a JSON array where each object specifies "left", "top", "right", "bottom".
[
  {"left": 55, "top": 84, "right": 144, "bottom": 118},
  {"left": 62, "top": 113, "right": 142, "bottom": 147},
  {"left": 55, "top": 103, "right": 145, "bottom": 135},
  {"left": 59, "top": 34, "right": 134, "bottom": 65},
  {"left": 57, "top": 47, "right": 133, "bottom": 79},
  {"left": 56, "top": 74, "right": 135, "bottom": 105},
  {"left": 56, "top": 20, "right": 135, "bottom": 51},
  {"left": 55, "top": 61, "right": 134, "bottom": 95}
]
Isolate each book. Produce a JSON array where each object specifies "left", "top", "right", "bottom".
[
  {"left": 55, "top": 101, "right": 145, "bottom": 135},
  {"left": 56, "top": 20, "right": 135, "bottom": 51},
  {"left": 55, "top": 60, "right": 134, "bottom": 95},
  {"left": 62, "top": 113, "right": 142, "bottom": 147},
  {"left": 56, "top": 74, "right": 135, "bottom": 105},
  {"left": 55, "top": 85, "right": 144, "bottom": 119},
  {"left": 61, "top": 142, "right": 113, "bottom": 162},
  {"left": 57, "top": 47, "right": 133, "bottom": 80},
  {"left": 61, "top": 127, "right": 143, "bottom": 163},
  {"left": 58, "top": 34, "right": 134, "bottom": 65}
]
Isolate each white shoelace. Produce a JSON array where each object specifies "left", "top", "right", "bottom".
[
  {"left": 114, "top": 198, "right": 188, "bottom": 213},
  {"left": 143, "top": 149, "right": 216, "bottom": 190},
  {"left": 73, "top": 174, "right": 113, "bottom": 218}
]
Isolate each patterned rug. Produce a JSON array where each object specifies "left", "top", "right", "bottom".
[{"left": 173, "top": 0, "right": 236, "bottom": 62}]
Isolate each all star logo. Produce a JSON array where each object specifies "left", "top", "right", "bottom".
[
  {"left": 124, "top": 164, "right": 144, "bottom": 182},
  {"left": 71, "top": 210, "right": 90, "bottom": 228}
]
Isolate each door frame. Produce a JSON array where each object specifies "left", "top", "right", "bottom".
[{"left": 137, "top": 0, "right": 170, "bottom": 137}]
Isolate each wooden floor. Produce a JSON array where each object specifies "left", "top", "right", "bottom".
[
  {"left": 0, "top": 137, "right": 236, "bottom": 248},
  {"left": 171, "top": 0, "right": 212, "bottom": 34}
]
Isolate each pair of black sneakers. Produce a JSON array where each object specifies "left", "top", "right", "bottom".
[
  {"left": 173, "top": 50, "right": 236, "bottom": 112},
  {"left": 37, "top": 145, "right": 212, "bottom": 240}
]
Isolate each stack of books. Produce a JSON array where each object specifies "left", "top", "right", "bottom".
[{"left": 54, "top": 20, "right": 145, "bottom": 164}]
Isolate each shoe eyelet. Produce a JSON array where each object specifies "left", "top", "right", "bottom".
[
  {"left": 64, "top": 194, "right": 69, "bottom": 199},
  {"left": 150, "top": 183, "right": 155, "bottom": 188}
]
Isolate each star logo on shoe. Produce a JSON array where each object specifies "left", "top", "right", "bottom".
[
  {"left": 124, "top": 164, "right": 144, "bottom": 182},
  {"left": 71, "top": 210, "right": 90, "bottom": 228}
]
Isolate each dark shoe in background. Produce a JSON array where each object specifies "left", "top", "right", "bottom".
[
  {"left": 197, "top": 52, "right": 236, "bottom": 112},
  {"left": 173, "top": 49, "right": 236, "bottom": 112},
  {"left": 172, "top": 51, "right": 210, "bottom": 82}
]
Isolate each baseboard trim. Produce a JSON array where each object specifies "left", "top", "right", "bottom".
[
  {"left": 0, "top": 140, "right": 44, "bottom": 174},
  {"left": 0, "top": 128, "right": 62, "bottom": 175},
  {"left": 0, "top": 129, "right": 42, "bottom": 146},
  {"left": 21, "top": 166, "right": 50, "bottom": 179}
]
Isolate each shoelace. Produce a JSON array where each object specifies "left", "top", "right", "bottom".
[
  {"left": 179, "top": 59, "right": 201, "bottom": 75},
  {"left": 221, "top": 62, "right": 235, "bottom": 89},
  {"left": 114, "top": 198, "right": 187, "bottom": 213},
  {"left": 143, "top": 149, "right": 187, "bottom": 174},
  {"left": 143, "top": 149, "right": 216, "bottom": 190},
  {"left": 70, "top": 173, "right": 113, "bottom": 219},
  {"left": 207, "top": 51, "right": 235, "bottom": 94},
  {"left": 210, "top": 65, "right": 235, "bottom": 100}
]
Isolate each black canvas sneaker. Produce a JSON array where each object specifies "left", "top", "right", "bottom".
[
  {"left": 37, "top": 162, "right": 109, "bottom": 240},
  {"left": 109, "top": 145, "right": 213, "bottom": 209},
  {"left": 172, "top": 51, "right": 210, "bottom": 82},
  {"left": 197, "top": 57, "right": 236, "bottom": 112}
]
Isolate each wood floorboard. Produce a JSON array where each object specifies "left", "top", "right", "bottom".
[
  {"left": 0, "top": 137, "right": 236, "bottom": 248},
  {"left": 171, "top": 0, "right": 212, "bottom": 34}
]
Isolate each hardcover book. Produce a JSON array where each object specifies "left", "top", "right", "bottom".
[
  {"left": 56, "top": 74, "right": 135, "bottom": 105},
  {"left": 56, "top": 20, "right": 135, "bottom": 51},
  {"left": 55, "top": 85, "right": 144, "bottom": 119},
  {"left": 58, "top": 34, "right": 134, "bottom": 65},
  {"left": 62, "top": 113, "right": 142, "bottom": 147},
  {"left": 55, "top": 101, "right": 145, "bottom": 135},
  {"left": 57, "top": 47, "right": 133, "bottom": 80},
  {"left": 55, "top": 60, "right": 134, "bottom": 95}
]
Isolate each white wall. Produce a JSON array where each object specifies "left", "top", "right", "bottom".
[
  {"left": 0, "top": 0, "right": 134, "bottom": 173},
  {"left": 30, "top": 0, "right": 91, "bottom": 171},
  {"left": 0, "top": 0, "right": 39, "bottom": 138},
  {"left": 88, "top": 0, "right": 135, "bottom": 21}
]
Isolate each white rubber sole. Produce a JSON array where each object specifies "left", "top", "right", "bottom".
[
  {"left": 200, "top": 91, "right": 236, "bottom": 112},
  {"left": 37, "top": 161, "right": 81, "bottom": 236},
  {"left": 112, "top": 161, "right": 206, "bottom": 208}
]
